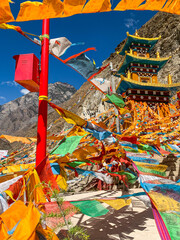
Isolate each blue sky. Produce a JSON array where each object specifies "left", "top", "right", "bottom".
[{"left": 0, "top": 0, "right": 156, "bottom": 105}]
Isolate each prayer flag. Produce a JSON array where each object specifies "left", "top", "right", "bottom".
[
  {"left": 52, "top": 135, "right": 85, "bottom": 156},
  {"left": 106, "top": 94, "right": 125, "bottom": 107},
  {"left": 70, "top": 200, "right": 109, "bottom": 217},
  {"left": 0, "top": 0, "right": 14, "bottom": 24},
  {"left": 99, "top": 198, "right": 131, "bottom": 210}
]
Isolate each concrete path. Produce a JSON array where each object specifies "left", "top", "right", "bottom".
[{"left": 62, "top": 189, "right": 160, "bottom": 240}]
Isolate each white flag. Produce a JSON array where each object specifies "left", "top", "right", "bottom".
[
  {"left": 49, "top": 37, "right": 72, "bottom": 57},
  {"left": 90, "top": 78, "right": 111, "bottom": 93}
]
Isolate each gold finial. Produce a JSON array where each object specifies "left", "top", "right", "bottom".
[
  {"left": 168, "top": 74, "right": 172, "bottom": 85},
  {"left": 156, "top": 51, "right": 160, "bottom": 58},
  {"left": 127, "top": 70, "right": 131, "bottom": 79},
  {"left": 126, "top": 32, "right": 129, "bottom": 36},
  {"left": 135, "top": 30, "right": 139, "bottom": 37},
  {"left": 130, "top": 48, "right": 133, "bottom": 55}
]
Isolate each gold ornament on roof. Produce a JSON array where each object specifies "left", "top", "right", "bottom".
[
  {"left": 168, "top": 74, "right": 172, "bottom": 85},
  {"left": 156, "top": 51, "right": 160, "bottom": 58},
  {"left": 135, "top": 30, "right": 139, "bottom": 37}
]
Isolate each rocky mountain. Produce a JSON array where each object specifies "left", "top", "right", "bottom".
[
  {"left": 1, "top": 12, "right": 180, "bottom": 143},
  {"left": 0, "top": 82, "right": 76, "bottom": 135}
]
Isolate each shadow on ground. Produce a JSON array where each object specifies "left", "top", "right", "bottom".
[{"left": 78, "top": 205, "right": 154, "bottom": 240}]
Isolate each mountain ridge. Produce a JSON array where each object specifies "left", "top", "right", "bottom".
[{"left": 0, "top": 81, "right": 76, "bottom": 135}]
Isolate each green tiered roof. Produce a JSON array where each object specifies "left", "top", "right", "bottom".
[
  {"left": 115, "top": 53, "right": 170, "bottom": 76},
  {"left": 119, "top": 33, "right": 161, "bottom": 55},
  {"left": 116, "top": 76, "right": 180, "bottom": 95}
]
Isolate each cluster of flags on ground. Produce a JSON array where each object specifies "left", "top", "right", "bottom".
[{"left": 0, "top": 98, "right": 180, "bottom": 239}]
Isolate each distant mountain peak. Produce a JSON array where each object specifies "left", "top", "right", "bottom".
[{"left": 0, "top": 81, "right": 76, "bottom": 135}]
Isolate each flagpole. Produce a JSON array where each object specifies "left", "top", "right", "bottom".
[
  {"left": 110, "top": 62, "right": 120, "bottom": 133},
  {"left": 36, "top": 19, "right": 50, "bottom": 167}
]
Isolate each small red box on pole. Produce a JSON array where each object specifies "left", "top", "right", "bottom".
[{"left": 13, "top": 53, "right": 40, "bottom": 92}]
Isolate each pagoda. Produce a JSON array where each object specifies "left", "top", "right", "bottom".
[{"left": 114, "top": 31, "right": 180, "bottom": 105}]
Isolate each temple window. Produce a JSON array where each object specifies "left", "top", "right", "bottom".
[
  {"left": 137, "top": 52, "right": 146, "bottom": 57},
  {"left": 140, "top": 77, "right": 151, "bottom": 83}
]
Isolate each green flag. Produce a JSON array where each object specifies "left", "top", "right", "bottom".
[
  {"left": 52, "top": 136, "right": 84, "bottom": 156},
  {"left": 106, "top": 94, "right": 125, "bottom": 107},
  {"left": 70, "top": 200, "right": 109, "bottom": 217}
]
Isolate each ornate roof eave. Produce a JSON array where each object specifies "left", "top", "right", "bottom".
[
  {"left": 116, "top": 75, "right": 180, "bottom": 95},
  {"left": 115, "top": 53, "right": 171, "bottom": 76},
  {"left": 118, "top": 32, "right": 161, "bottom": 56}
]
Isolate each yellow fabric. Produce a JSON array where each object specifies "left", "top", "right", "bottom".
[
  {"left": 47, "top": 135, "right": 65, "bottom": 140},
  {"left": 67, "top": 125, "right": 89, "bottom": 137},
  {"left": 25, "top": 170, "right": 47, "bottom": 203},
  {"left": 3, "top": 163, "right": 35, "bottom": 174},
  {"left": 36, "top": 224, "right": 59, "bottom": 240},
  {"left": 56, "top": 155, "right": 70, "bottom": 163},
  {"left": 11, "top": 202, "right": 41, "bottom": 240},
  {"left": 0, "top": 200, "right": 27, "bottom": 238},
  {"left": 63, "top": 0, "right": 86, "bottom": 16},
  {"left": 163, "top": 0, "right": 180, "bottom": 15},
  {"left": 0, "top": 172, "right": 24, "bottom": 183},
  {"left": 135, "top": 162, "right": 168, "bottom": 173},
  {"left": 119, "top": 108, "right": 130, "bottom": 115},
  {"left": 82, "top": 0, "right": 111, "bottom": 13},
  {"left": 99, "top": 198, "right": 131, "bottom": 210},
  {"left": 16, "top": 0, "right": 64, "bottom": 22},
  {"left": 0, "top": 0, "right": 14, "bottom": 24},
  {"left": 114, "top": 0, "right": 144, "bottom": 10},
  {"left": 149, "top": 191, "right": 180, "bottom": 212},
  {"left": 72, "top": 148, "right": 89, "bottom": 160},
  {"left": 0, "top": 200, "right": 40, "bottom": 239},
  {"left": 0, "top": 222, "right": 9, "bottom": 240},
  {"left": 115, "top": 0, "right": 180, "bottom": 14},
  {"left": 0, "top": 23, "right": 17, "bottom": 30},
  {"left": 55, "top": 107, "right": 87, "bottom": 126},
  {"left": 84, "top": 145, "right": 99, "bottom": 153},
  {"left": 137, "top": 0, "right": 167, "bottom": 11},
  {"left": 6, "top": 0, "right": 180, "bottom": 23},
  {"left": 0, "top": 135, "right": 36, "bottom": 144},
  {"left": 55, "top": 174, "right": 67, "bottom": 190}
]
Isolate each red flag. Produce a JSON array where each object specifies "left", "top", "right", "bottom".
[{"left": 36, "top": 157, "right": 59, "bottom": 198}]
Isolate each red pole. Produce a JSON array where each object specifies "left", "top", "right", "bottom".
[{"left": 36, "top": 19, "right": 50, "bottom": 167}]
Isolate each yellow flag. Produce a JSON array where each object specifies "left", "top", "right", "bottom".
[
  {"left": 149, "top": 191, "right": 180, "bottom": 212},
  {"left": 82, "top": 0, "right": 111, "bottom": 13},
  {"left": 63, "top": 0, "right": 86, "bottom": 17},
  {"left": 115, "top": 0, "right": 180, "bottom": 14},
  {"left": 16, "top": 0, "right": 64, "bottom": 22},
  {"left": 11, "top": 201, "right": 41, "bottom": 240},
  {"left": 25, "top": 169, "right": 47, "bottom": 203},
  {"left": 99, "top": 198, "right": 131, "bottom": 210},
  {"left": 0, "top": 134, "right": 32, "bottom": 144},
  {"left": 0, "top": 0, "right": 14, "bottom": 24},
  {"left": 50, "top": 102, "right": 87, "bottom": 126},
  {"left": 0, "top": 23, "right": 17, "bottom": 30},
  {"left": 137, "top": 0, "right": 172, "bottom": 11},
  {"left": 114, "top": 0, "right": 144, "bottom": 10}
]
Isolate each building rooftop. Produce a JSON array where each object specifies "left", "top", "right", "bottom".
[{"left": 119, "top": 32, "right": 161, "bottom": 56}]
